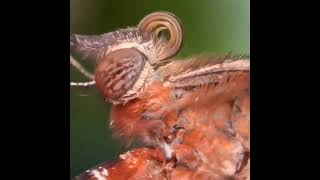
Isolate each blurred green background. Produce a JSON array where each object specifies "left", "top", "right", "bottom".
[{"left": 70, "top": 0, "right": 249, "bottom": 178}]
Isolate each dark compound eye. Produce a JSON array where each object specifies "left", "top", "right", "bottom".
[
  {"left": 95, "top": 48, "right": 146, "bottom": 100},
  {"left": 173, "top": 124, "right": 184, "bottom": 130}
]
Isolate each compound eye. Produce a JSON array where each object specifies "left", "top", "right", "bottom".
[{"left": 95, "top": 48, "right": 146, "bottom": 100}]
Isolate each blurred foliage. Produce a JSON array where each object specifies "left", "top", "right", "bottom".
[{"left": 70, "top": 0, "right": 249, "bottom": 178}]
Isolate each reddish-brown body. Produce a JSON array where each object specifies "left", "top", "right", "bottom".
[
  {"left": 110, "top": 81, "right": 179, "bottom": 146},
  {"left": 76, "top": 70, "right": 250, "bottom": 180}
]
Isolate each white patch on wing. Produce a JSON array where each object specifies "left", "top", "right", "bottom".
[
  {"left": 87, "top": 167, "right": 109, "bottom": 180},
  {"left": 161, "top": 142, "right": 173, "bottom": 160}
]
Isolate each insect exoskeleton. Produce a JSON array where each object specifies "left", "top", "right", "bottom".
[{"left": 95, "top": 48, "right": 148, "bottom": 103}]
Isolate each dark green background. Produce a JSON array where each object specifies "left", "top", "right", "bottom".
[{"left": 70, "top": 0, "right": 249, "bottom": 178}]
